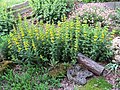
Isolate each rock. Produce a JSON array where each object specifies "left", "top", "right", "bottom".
[
  {"left": 111, "top": 37, "right": 120, "bottom": 64},
  {"left": 111, "top": 37, "right": 120, "bottom": 50},
  {"left": 114, "top": 55, "right": 120, "bottom": 64},
  {"left": 67, "top": 64, "right": 93, "bottom": 85}
]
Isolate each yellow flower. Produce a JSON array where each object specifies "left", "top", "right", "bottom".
[
  {"left": 32, "top": 40, "right": 36, "bottom": 51},
  {"left": 94, "top": 35, "right": 98, "bottom": 42},
  {"left": 74, "top": 39, "right": 78, "bottom": 52},
  {"left": 45, "top": 23, "right": 50, "bottom": 30},
  {"left": 8, "top": 39, "right": 12, "bottom": 48},
  {"left": 56, "top": 28, "right": 60, "bottom": 39},
  {"left": 10, "top": 32, "right": 13, "bottom": 37},
  {"left": 35, "top": 29, "right": 39, "bottom": 33},
  {"left": 21, "top": 30, "right": 24, "bottom": 37},
  {"left": 34, "top": 29, "right": 39, "bottom": 40},
  {"left": 76, "top": 18, "right": 80, "bottom": 30},
  {"left": 23, "top": 40, "right": 29, "bottom": 51},
  {"left": 84, "top": 31, "right": 87, "bottom": 37},
  {"left": 101, "top": 33, "right": 105, "bottom": 39},
  {"left": 28, "top": 29, "right": 33, "bottom": 38},
  {"left": 40, "top": 55, "right": 43, "bottom": 59},
  {"left": 17, "top": 45, "right": 22, "bottom": 52},
  {"left": 58, "top": 22, "right": 62, "bottom": 27},
  {"left": 50, "top": 31, "right": 54, "bottom": 43},
  {"left": 70, "top": 21, "right": 74, "bottom": 29}
]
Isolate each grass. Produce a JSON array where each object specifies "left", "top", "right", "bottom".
[{"left": 0, "top": 64, "right": 61, "bottom": 90}]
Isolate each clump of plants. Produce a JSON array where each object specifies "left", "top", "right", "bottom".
[
  {"left": 8, "top": 17, "right": 113, "bottom": 66},
  {"left": 30, "top": 0, "right": 74, "bottom": 24},
  {"left": 0, "top": 64, "right": 61, "bottom": 89},
  {"left": 0, "top": 4, "right": 15, "bottom": 35},
  {"left": 0, "top": 35, "right": 9, "bottom": 59},
  {"left": 110, "top": 8, "right": 120, "bottom": 31}
]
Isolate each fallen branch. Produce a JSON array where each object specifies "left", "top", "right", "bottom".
[{"left": 78, "top": 53, "right": 105, "bottom": 75}]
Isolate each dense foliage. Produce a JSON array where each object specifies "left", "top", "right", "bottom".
[
  {"left": 31, "top": 0, "right": 74, "bottom": 24},
  {"left": 0, "top": 64, "right": 61, "bottom": 89},
  {"left": 8, "top": 17, "right": 113, "bottom": 65}
]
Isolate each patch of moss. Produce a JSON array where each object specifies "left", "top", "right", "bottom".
[
  {"left": 48, "top": 63, "right": 71, "bottom": 78},
  {"left": 77, "top": 77, "right": 112, "bottom": 90}
]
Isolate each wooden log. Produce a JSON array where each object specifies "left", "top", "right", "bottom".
[
  {"left": 13, "top": 7, "right": 33, "bottom": 18},
  {"left": 7, "top": 1, "right": 33, "bottom": 19},
  {"left": 11, "top": 1, "right": 29, "bottom": 10},
  {"left": 78, "top": 53, "right": 105, "bottom": 76}
]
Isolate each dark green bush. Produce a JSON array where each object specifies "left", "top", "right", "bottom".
[{"left": 31, "top": 0, "right": 74, "bottom": 24}]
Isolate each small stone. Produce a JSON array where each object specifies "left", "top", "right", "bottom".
[{"left": 114, "top": 55, "right": 120, "bottom": 63}]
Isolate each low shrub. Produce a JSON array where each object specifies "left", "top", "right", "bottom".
[
  {"left": 8, "top": 17, "right": 113, "bottom": 65},
  {"left": 30, "top": 0, "right": 74, "bottom": 24}
]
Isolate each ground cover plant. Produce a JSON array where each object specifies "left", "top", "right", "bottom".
[
  {"left": 0, "top": 4, "right": 15, "bottom": 35},
  {"left": 0, "top": 64, "right": 61, "bottom": 90}
]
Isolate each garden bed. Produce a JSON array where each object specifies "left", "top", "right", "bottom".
[{"left": 0, "top": 0, "right": 120, "bottom": 90}]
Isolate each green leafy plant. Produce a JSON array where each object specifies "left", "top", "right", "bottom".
[
  {"left": 0, "top": 64, "right": 61, "bottom": 90},
  {"left": 105, "top": 63, "right": 120, "bottom": 89},
  {"left": 8, "top": 17, "right": 113, "bottom": 66},
  {"left": 0, "top": 35, "right": 9, "bottom": 59},
  {"left": 0, "top": 3, "right": 15, "bottom": 35},
  {"left": 30, "top": 0, "right": 74, "bottom": 24}
]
